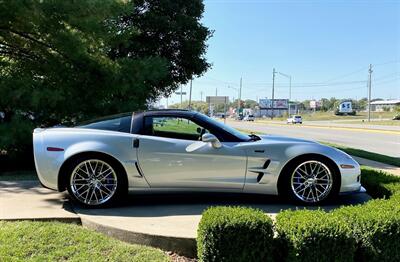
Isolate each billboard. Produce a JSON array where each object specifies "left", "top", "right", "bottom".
[
  {"left": 206, "top": 96, "right": 229, "bottom": 104},
  {"left": 310, "top": 100, "right": 321, "bottom": 109},
  {"left": 259, "top": 99, "right": 288, "bottom": 109}
]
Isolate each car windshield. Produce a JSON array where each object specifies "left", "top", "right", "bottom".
[{"left": 196, "top": 113, "right": 252, "bottom": 141}]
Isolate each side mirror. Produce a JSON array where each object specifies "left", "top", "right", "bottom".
[{"left": 201, "top": 133, "right": 222, "bottom": 149}]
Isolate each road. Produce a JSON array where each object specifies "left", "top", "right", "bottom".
[{"left": 227, "top": 120, "right": 400, "bottom": 158}]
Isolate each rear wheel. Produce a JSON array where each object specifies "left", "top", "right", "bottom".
[
  {"left": 66, "top": 156, "right": 126, "bottom": 207},
  {"left": 281, "top": 156, "right": 340, "bottom": 204}
]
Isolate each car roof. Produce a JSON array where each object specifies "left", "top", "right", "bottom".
[{"left": 141, "top": 109, "right": 197, "bottom": 117}]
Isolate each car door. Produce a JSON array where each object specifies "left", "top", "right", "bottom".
[{"left": 136, "top": 115, "right": 247, "bottom": 190}]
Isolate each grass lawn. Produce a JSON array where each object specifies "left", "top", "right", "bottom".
[
  {"left": 0, "top": 170, "right": 38, "bottom": 181},
  {"left": 0, "top": 221, "right": 169, "bottom": 261}
]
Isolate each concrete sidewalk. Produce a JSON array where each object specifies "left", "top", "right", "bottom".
[
  {"left": 0, "top": 181, "right": 79, "bottom": 222},
  {"left": 0, "top": 180, "right": 370, "bottom": 256},
  {"left": 353, "top": 156, "right": 400, "bottom": 176}
]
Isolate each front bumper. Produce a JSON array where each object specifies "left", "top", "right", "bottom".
[{"left": 339, "top": 186, "right": 366, "bottom": 195}]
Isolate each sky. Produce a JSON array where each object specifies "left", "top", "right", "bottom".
[{"left": 161, "top": 0, "right": 400, "bottom": 106}]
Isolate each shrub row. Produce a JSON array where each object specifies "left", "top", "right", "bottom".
[
  {"left": 197, "top": 168, "right": 400, "bottom": 262},
  {"left": 197, "top": 206, "right": 274, "bottom": 262}
]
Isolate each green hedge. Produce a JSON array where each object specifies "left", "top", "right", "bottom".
[
  {"left": 197, "top": 168, "right": 400, "bottom": 262},
  {"left": 275, "top": 210, "right": 356, "bottom": 262},
  {"left": 197, "top": 206, "right": 274, "bottom": 262},
  {"left": 359, "top": 167, "right": 400, "bottom": 198},
  {"left": 334, "top": 197, "right": 400, "bottom": 261}
]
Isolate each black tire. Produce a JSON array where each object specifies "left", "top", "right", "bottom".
[
  {"left": 66, "top": 155, "right": 127, "bottom": 208},
  {"left": 279, "top": 155, "right": 340, "bottom": 205}
]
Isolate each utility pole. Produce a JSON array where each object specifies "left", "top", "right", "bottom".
[
  {"left": 188, "top": 79, "right": 193, "bottom": 110},
  {"left": 239, "top": 77, "right": 242, "bottom": 110},
  {"left": 180, "top": 85, "right": 183, "bottom": 109},
  {"left": 271, "top": 68, "right": 276, "bottom": 119},
  {"left": 368, "top": 64, "right": 373, "bottom": 122},
  {"left": 215, "top": 88, "right": 218, "bottom": 96}
]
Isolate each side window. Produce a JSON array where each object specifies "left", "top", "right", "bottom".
[
  {"left": 79, "top": 115, "right": 132, "bottom": 133},
  {"left": 143, "top": 116, "right": 208, "bottom": 141}
]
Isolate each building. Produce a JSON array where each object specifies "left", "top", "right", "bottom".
[{"left": 370, "top": 100, "right": 400, "bottom": 112}]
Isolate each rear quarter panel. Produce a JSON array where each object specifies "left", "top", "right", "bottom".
[{"left": 34, "top": 128, "right": 141, "bottom": 190}]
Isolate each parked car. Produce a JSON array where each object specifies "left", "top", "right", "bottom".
[
  {"left": 243, "top": 114, "right": 255, "bottom": 121},
  {"left": 33, "top": 110, "right": 361, "bottom": 207},
  {"left": 235, "top": 115, "right": 244, "bottom": 121},
  {"left": 287, "top": 115, "right": 303, "bottom": 124}
]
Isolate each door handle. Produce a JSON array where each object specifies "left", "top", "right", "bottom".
[{"left": 133, "top": 138, "right": 139, "bottom": 148}]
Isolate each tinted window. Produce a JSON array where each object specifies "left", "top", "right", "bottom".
[
  {"left": 143, "top": 116, "right": 208, "bottom": 141},
  {"left": 196, "top": 113, "right": 251, "bottom": 141},
  {"left": 78, "top": 114, "right": 132, "bottom": 133}
]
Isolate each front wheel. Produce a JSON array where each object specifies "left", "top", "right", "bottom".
[
  {"left": 66, "top": 157, "right": 126, "bottom": 207},
  {"left": 281, "top": 157, "right": 340, "bottom": 204}
]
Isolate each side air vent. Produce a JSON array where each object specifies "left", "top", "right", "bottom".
[{"left": 263, "top": 159, "right": 271, "bottom": 169}]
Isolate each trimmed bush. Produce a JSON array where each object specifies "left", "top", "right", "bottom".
[
  {"left": 360, "top": 167, "right": 400, "bottom": 198},
  {"left": 275, "top": 210, "right": 356, "bottom": 262},
  {"left": 332, "top": 168, "right": 400, "bottom": 261},
  {"left": 197, "top": 206, "right": 274, "bottom": 262},
  {"left": 333, "top": 197, "right": 400, "bottom": 262}
]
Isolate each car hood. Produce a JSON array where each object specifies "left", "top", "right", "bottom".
[{"left": 257, "top": 134, "right": 317, "bottom": 144}]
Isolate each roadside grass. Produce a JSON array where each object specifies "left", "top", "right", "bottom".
[
  {"left": 0, "top": 170, "right": 38, "bottom": 181},
  {"left": 0, "top": 221, "right": 169, "bottom": 261},
  {"left": 322, "top": 142, "right": 400, "bottom": 167},
  {"left": 255, "top": 111, "right": 395, "bottom": 122}
]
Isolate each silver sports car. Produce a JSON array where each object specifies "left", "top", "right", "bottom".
[{"left": 33, "top": 110, "right": 362, "bottom": 207}]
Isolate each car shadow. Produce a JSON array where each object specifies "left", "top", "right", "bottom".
[{"left": 73, "top": 192, "right": 371, "bottom": 218}]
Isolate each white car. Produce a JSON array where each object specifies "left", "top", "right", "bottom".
[
  {"left": 243, "top": 115, "right": 255, "bottom": 121},
  {"left": 33, "top": 110, "right": 361, "bottom": 207},
  {"left": 287, "top": 115, "right": 303, "bottom": 124}
]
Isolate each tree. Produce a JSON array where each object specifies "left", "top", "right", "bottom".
[
  {"left": 169, "top": 100, "right": 209, "bottom": 114},
  {"left": 0, "top": 0, "right": 211, "bottom": 160}
]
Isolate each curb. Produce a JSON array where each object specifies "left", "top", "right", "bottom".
[{"left": 80, "top": 215, "right": 197, "bottom": 257}]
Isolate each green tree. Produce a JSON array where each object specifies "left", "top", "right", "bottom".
[
  {"left": 0, "top": 0, "right": 211, "bottom": 161},
  {"left": 169, "top": 100, "right": 209, "bottom": 114}
]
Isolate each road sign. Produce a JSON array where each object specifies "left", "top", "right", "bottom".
[{"left": 175, "top": 92, "right": 186, "bottom": 95}]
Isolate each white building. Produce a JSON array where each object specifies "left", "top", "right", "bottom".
[{"left": 370, "top": 100, "right": 400, "bottom": 112}]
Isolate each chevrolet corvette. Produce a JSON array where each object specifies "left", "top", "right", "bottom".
[{"left": 33, "top": 110, "right": 362, "bottom": 207}]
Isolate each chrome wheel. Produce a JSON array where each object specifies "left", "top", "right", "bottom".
[
  {"left": 70, "top": 159, "right": 118, "bottom": 205},
  {"left": 291, "top": 160, "right": 333, "bottom": 203}
]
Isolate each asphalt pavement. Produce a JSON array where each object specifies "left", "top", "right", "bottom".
[{"left": 227, "top": 120, "right": 400, "bottom": 157}]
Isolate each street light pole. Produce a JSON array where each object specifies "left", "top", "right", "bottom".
[
  {"left": 368, "top": 64, "right": 373, "bottom": 122},
  {"left": 228, "top": 85, "right": 240, "bottom": 115},
  {"left": 278, "top": 71, "right": 292, "bottom": 117},
  {"left": 188, "top": 79, "right": 193, "bottom": 110}
]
